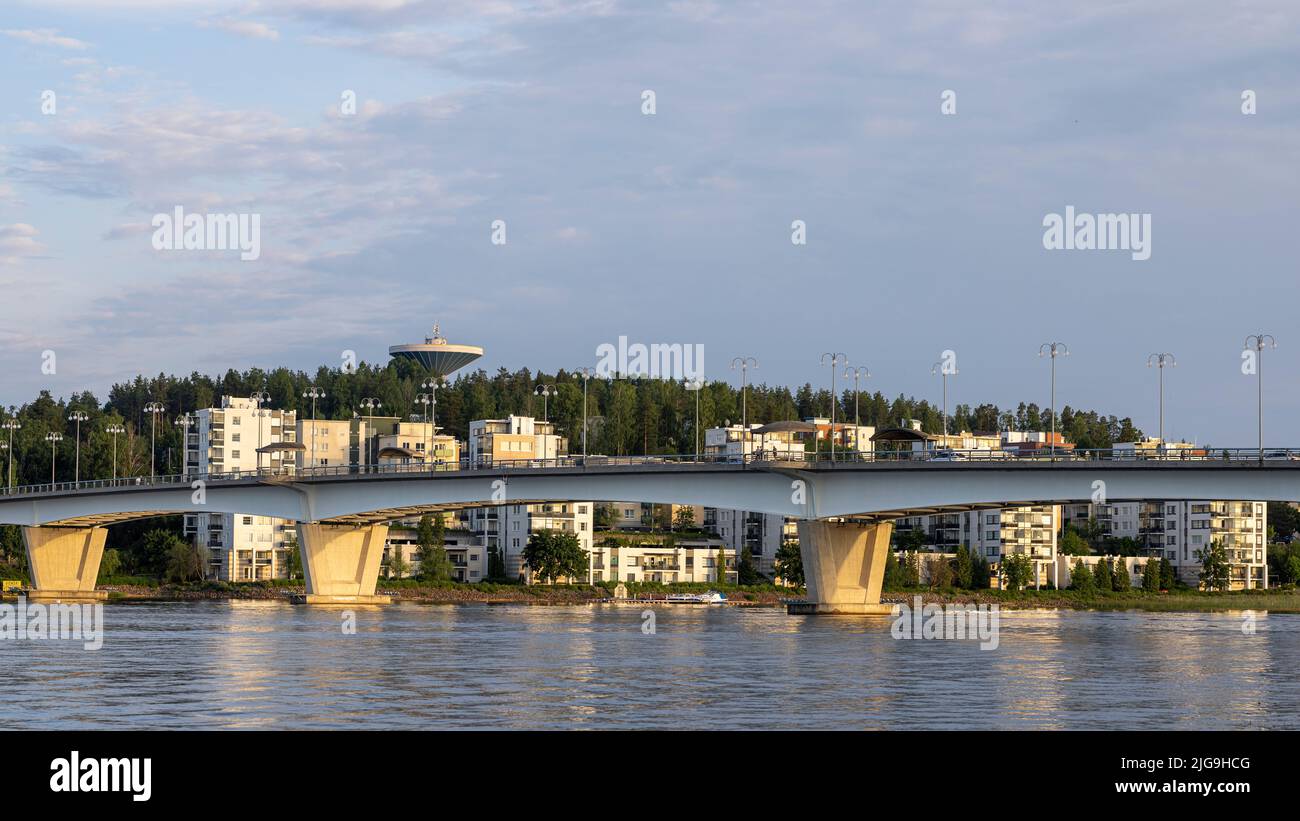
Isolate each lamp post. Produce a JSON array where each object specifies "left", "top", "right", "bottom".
[
  {"left": 730, "top": 357, "right": 758, "bottom": 458},
  {"left": 534, "top": 384, "right": 555, "bottom": 423},
  {"left": 1037, "top": 342, "right": 1069, "bottom": 459},
  {"left": 67, "top": 409, "right": 89, "bottom": 483},
  {"left": 250, "top": 391, "right": 271, "bottom": 475},
  {"left": 3, "top": 417, "right": 20, "bottom": 492},
  {"left": 302, "top": 386, "right": 325, "bottom": 470},
  {"left": 106, "top": 423, "right": 125, "bottom": 480},
  {"left": 144, "top": 401, "right": 165, "bottom": 479},
  {"left": 929, "top": 359, "right": 956, "bottom": 440},
  {"left": 416, "top": 392, "right": 435, "bottom": 466},
  {"left": 843, "top": 366, "right": 870, "bottom": 453},
  {"left": 1244, "top": 334, "right": 1276, "bottom": 461},
  {"left": 360, "top": 397, "right": 382, "bottom": 470},
  {"left": 174, "top": 414, "right": 192, "bottom": 477},
  {"left": 819, "top": 353, "right": 847, "bottom": 461},
  {"left": 574, "top": 368, "right": 596, "bottom": 461},
  {"left": 684, "top": 379, "right": 704, "bottom": 460},
  {"left": 420, "top": 379, "right": 439, "bottom": 429},
  {"left": 45, "top": 431, "right": 62, "bottom": 484},
  {"left": 1145, "top": 353, "right": 1176, "bottom": 451}
]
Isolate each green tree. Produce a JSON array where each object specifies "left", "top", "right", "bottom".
[
  {"left": 416, "top": 514, "right": 452, "bottom": 582},
  {"left": 1112, "top": 557, "right": 1132, "bottom": 592},
  {"left": 523, "top": 530, "right": 589, "bottom": 583},
  {"left": 1197, "top": 540, "right": 1231, "bottom": 592},
  {"left": 388, "top": 548, "right": 409, "bottom": 579},
  {"left": 1070, "top": 558, "right": 1095, "bottom": 593},
  {"left": 1142, "top": 558, "right": 1161, "bottom": 592},
  {"left": 98, "top": 548, "right": 122, "bottom": 581},
  {"left": 1000, "top": 553, "right": 1033, "bottom": 592},
  {"left": 953, "top": 545, "right": 974, "bottom": 588},
  {"left": 1059, "top": 528, "right": 1092, "bottom": 556},
  {"left": 1094, "top": 556, "right": 1113, "bottom": 591},
  {"left": 736, "top": 545, "right": 762, "bottom": 585},
  {"left": 882, "top": 548, "right": 901, "bottom": 591},
  {"left": 1159, "top": 557, "right": 1177, "bottom": 590},
  {"left": 899, "top": 552, "right": 920, "bottom": 587},
  {"left": 928, "top": 555, "right": 954, "bottom": 589},
  {"left": 971, "top": 553, "right": 991, "bottom": 589},
  {"left": 164, "top": 539, "right": 203, "bottom": 583},
  {"left": 672, "top": 506, "right": 696, "bottom": 530},
  {"left": 715, "top": 545, "right": 729, "bottom": 584},
  {"left": 774, "top": 540, "right": 803, "bottom": 586}
]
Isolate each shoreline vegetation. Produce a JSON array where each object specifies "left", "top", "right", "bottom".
[{"left": 47, "top": 578, "right": 1300, "bottom": 613}]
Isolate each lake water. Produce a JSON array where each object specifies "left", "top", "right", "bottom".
[{"left": 4, "top": 602, "right": 1296, "bottom": 730}]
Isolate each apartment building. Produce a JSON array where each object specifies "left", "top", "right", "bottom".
[
  {"left": 468, "top": 415, "right": 566, "bottom": 465},
  {"left": 604, "top": 502, "right": 704, "bottom": 531},
  {"left": 297, "top": 417, "right": 367, "bottom": 470},
  {"left": 706, "top": 508, "right": 797, "bottom": 576},
  {"left": 704, "top": 423, "right": 805, "bottom": 461},
  {"left": 184, "top": 396, "right": 298, "bottom": 580},
  {"left": 466, "top": 500, "right": 595, "bottom": 582},
  {"left": 895, "top": 505, "right": 1061, "bottom": 587},
  {"left": 376, "top": 420, "right": 459, "bottom": 465},
  {"left": 590, "top": 535, "right": 734, "bottom": 584},
  {"left": 383, "top": 529, "right": 488, "bottom": 582}
]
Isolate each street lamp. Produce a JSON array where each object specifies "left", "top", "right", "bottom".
[
  {"left": 105, "top": 424, "right": 125, "bottom": 480},
  {"left": 420, "top": 379, "right": 440, "bottom": 429},
  {"left": 45, "top": 431, "right": 63, "bottom": 484},
  {"left": 1037, "top": 342, "right": 1069, "bottom": 459},
  {"left": 144, "top": 401, "right": 165, "bottom": 479},
  {"left": 2, "top": 417, "right": 20, "bottom": 492},
  {"left": 360, "top": 397, "right": 382, "bottom": 469},
  {"left": 250, "top": 391, "right": 271, "bottom": 474},
  {"left": 174, "top": 414, "right": 192, "bottom": 477},
  {"left": 843, "top": 366, "right": 870, "bottom": 453},
  {"left": 929, "top": 359, "right": 957, "bottom": 439},
  {"left": 819, "top": 353, "right": 846, "bottom": 461},
  {"left": 416, "top": 392, "right": 435, "bottom": 466},
  {"left": 1244, "top": 334, "right": 1276, "bottom": 461},
  {"left": 730, "top": 357, "right": 758, "bottom": 457},
  {"left": 574, "top": 368, "right": 596, "bottom": 461},
  {"left": 67, "top": 409, "right": 89, "bottom": 483},
  {"left": 684, "top": 379, "right": 704, "bottom": 459},
  {"left": 1145, "top": 353, "right": 1176, "bottom": 450},
  {"left": 302, "top": 386, "right": 326, "bottom": 470},
  {"left": 534, "top": 384, "right": 555, "bottom": 423}
]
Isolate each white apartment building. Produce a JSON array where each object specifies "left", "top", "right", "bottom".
[
  {"left": 376, "top": 420, "right": 459, "bottom": 465},
  {"left": 896, "top": 505, "right": 1061, "bottom": 588},
  {"left": 383, "top": 529, "right": 488, "bottom": 582},
  {"left": 706, "top": 508, "right": 797, "bottom": 577},
  {"left": 184, "top": 396, "right": 298, "bottom": 581},
  {"left": 605, "top": 502, "right": 704, "bottom": 531},
  {"left": 468, "top": 415, "right": 566, "bottom": 465},
  {"left": 590, "top": 536, "right": 734, "bottom": 584},
  {"left": 467, "top": 501, "right": 595, "bottom": 582},
  {"left": 297, "top": 417, "right": 367, "bottom": 470},
  {"left": 704, "top": 424, "right": 806, "bottom": 461}
]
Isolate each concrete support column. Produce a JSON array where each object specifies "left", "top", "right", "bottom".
[
  {"left": 790, "top": 519, "right": 894, "bottom": 615},
  {"left": 22, "top": 526, "right": 109, "bottom": 602},
  {"left": 294, "top": 523, "right": 390, "bottom": 604}
]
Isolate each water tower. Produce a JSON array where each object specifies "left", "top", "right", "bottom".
[{"left": 388, "top": 323, "right": 484, "bottom": 379}]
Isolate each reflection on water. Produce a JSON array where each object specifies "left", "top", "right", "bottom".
[{"left": 3, "top": 602, "right": 1296, "bottom": 730}]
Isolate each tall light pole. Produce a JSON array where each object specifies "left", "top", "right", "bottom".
[
  {"left": 360, "top": 397, "right": 382, "bottom": 469},
  {"left": 174, "top": 414, "right": 192, "bottom": 477},
  {"left": 1244, "top": 334, "right": 1276, "bottom": 461},
  {"left": 3, "top": 417, "right": 20, "bottom": 492},
  {"left": 1038, "top": 342, "right": 1068, "bottom": 459},
  {"left": 684, "top": 379, "right": 703, "bottom": 459},
  {"left": 144, "top": 401, "right": 165, "bottom": 479},
  {"left": 575, "top": 368, "right": 596, "bottom": 461},
  {"left": 730, "top": 357, "right": 757, "bottom": 457},
  {"left": 106, "top": 423, "right": 125, "bottom": 480},
  {"left": 67, "top": 409, "right": 89, "bottom": 483},
  {"left": 843, "top": 366, "right": 870, "bottom": 453},
  {"left": 534, "top": 384, "right": 555, "bottom": 423},
  {"left": 819, "top": 353, "right": 846, "bottom": 461},
  {"left": 45, "top": 431, "right": 62, "bottom": 484},
  {"left": 930, "top": 359, "right": 957, "bottom": 440},
  {"left": 416, "top": 392, "right": 434, "bottom": 465},
  {"left": 420, "top": 379, "right": 440, "bottom": 430},
  {"left": 303, "top": 386, "right": 325, "bottom": 470},
  {"left": 250, "top": 391, "right": 271, "bottom": 474},
  {"left": 1145, "top": 353, "right": 1176, "bottom": 449}
]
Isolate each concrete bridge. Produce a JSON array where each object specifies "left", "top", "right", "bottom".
[{"left": 2, "top": 452, "right": 1298, "bottom": 611}]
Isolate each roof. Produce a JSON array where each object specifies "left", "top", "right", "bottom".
[
  {"left": 754, "top": 420, "right": 818, "bottom": 434},
  {"left": 255, "top": 441, "right": 306, "bottom": 453},
  {"left": 870, "top": 427, "right": 938, "bottom": 442}
]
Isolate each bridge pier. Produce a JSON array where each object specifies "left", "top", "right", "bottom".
[
  {"left": 22, "top": 526, "right": 109, "bottom": 602},
  {"left": 294, "top": 523, "right": 390, "bottom": 605},
  {"left": 789, "top": 520, "right": 894, "bottom": 615}
]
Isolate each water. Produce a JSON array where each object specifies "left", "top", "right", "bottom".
[{"left": 3, "top": 602, "right": 1296, "bottom": 730}]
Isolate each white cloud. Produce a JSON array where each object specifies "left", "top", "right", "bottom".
[
  {"left": 2, "top": 28, "right": 91, "bottom": 50},
  {"left": 0, "top": 224, "right": 46, "bottom": 264},
  {"left": 197, "top": 18, "right": 281, "bottom": 40}
]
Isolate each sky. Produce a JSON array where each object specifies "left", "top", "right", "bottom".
[{"left": 0, "top": 0, "right": 1298, "bottom": 446}]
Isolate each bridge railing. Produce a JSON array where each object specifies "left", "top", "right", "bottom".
[{"left": 0, "top": 447, "right": 1295, "bottom": 498}]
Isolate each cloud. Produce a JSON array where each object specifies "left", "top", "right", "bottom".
[
  {"left": 2, "top": 28, "right": 90, "bottom": 50},
  {"left": 197, "top": 18, "right": 280, "bottom": 40},
  {"left": 0, "top": 224, "right": 46, "bottom": 264}
]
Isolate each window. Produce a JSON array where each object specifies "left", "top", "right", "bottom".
[{"left": 242, "top": 516, "right": 252, "bottom": 525}]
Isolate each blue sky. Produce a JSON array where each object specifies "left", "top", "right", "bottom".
[{"left": 1, "top": 1, "right": 1298, "bottom": 446}]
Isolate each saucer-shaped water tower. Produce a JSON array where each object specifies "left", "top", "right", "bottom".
[{"left": 389, "top": 324, "right": 484, "bottom": 379}]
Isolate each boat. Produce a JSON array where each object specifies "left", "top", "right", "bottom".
[{"left": 664, "top": 591, "right": 728, "bottom": 604}]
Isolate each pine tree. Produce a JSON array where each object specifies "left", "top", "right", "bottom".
[
  {"left": 954, "top": 545, "right": 974, "bottom": 589},
  {"left": 1070, "top": 558, "right": 1095, "bottom": 592},
  {"left": 1159, "top": 557, "right": 1176, "bottom": 590},
  {"left": 1142, "top": 558, "right": 1161, "bottom": 592},
  {"left": 1094, "top": 556, "right": 1113, "bottom": 591},
  {"left": 1112, "top": 557, "right": 1132, "bottom": 591}
]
